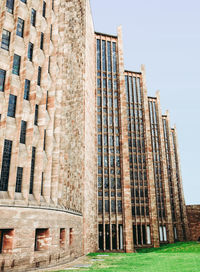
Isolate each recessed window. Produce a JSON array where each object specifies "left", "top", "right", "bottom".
[
  {"left": 1, "top": 29, "right": 11, "bottom": 51},
  {"left": 6, "top": 0, "right": 14, "bottom": 14},
  {"left": 41, "top": 172, "right": 44, "bottom": 195},
  {"left": 48, "top": 56, "right": 50, "bottom": 73},
  {"left": 52, "top": 0, "right": 54, "bottom": 10},
  {"left": 0, "top": 69, "right": 6, "bottom": 92},
  {"left": 46, "top": 91, "right": 48, "bottom": 110},
  {"left": 16, "top": 18, "right": 24, "bottom": 37},
  {"left": 69, "top": 228, "right": 73, "bottom": 246},
  {"left": 12, "top": 54, "right": 21, "bottom": 75},
  {"left": 29, "top": 146, "right": 36, "bottom": 194},
  {"left": 27, "top": 42, "right": 33, "bottom": 61},
  {"left": 15, "top": 167, "right": 23, "bottom": 193},
  {"left": 34, "top": 229, "right": 49, "bottom": 251},
  {"left": 60, "top": 229, "right": 66, "bottom": 248},
  {"left": 37, "top": 66, "right": 41, "bottom": 86},
  {"left": 24, "top": 79, "right": 30, "bottom": 100},
  {"left": 0, "top": 140, "right": 12, "bottom": 191},
  {"left": 42, "top": 1, "right": 46, "bottom": 18},
  {"left": 7, "top": 94, "right": 17, "bottom": 118},
  {"left": 0, "top": 229, "right": 14, "bottom": 253},
  {"left": 40, "top": 33, "right": 44, "bottom": 50},
  {"left": 20, "top": 0, "right": 27, "bottom": 3},
  {"left": 34, "top": 104, "right": 38, "bottom": 125},
  {"left": 31, "top": 9, "right": 36, "bottom": 26},
  {"left": 20, "top": 120, "right": 27, "bottom": 144},
  {"left": 43, "top": 129, "right": 46, "bottom": 150}
]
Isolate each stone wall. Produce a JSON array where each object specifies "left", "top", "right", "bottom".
[
  {"left": 186, "top": 205, "right": 200, "bottom": 241},
  {"left": 0, "top": 207, "right": 83, "bottom": 272}
]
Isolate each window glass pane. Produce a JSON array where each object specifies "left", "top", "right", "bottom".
[
  {"left": 24, "top": 79, "right": 30, "bottom": 100},
  {"left": 34, "top": 104, "right": 38, "bottom": 125},
  {"left": 6, "top": 0, "right": 14, "bottom": 13},
  {"left": 1, "top": 29, "right": 11, "bottom": 51},
  {"left": 0, "top": 69, "right": 6, "bottom": 92},
  {"left": 112, "top": 42, "right": 117, "bottom": 73},
  {"left": 20, "top": 0, "right": 27, "bottom": 3},
  {"left": 7, "top": 94, "right": 17, "bottom": 118},
  {"left": 37, "top": 67, "right": 41, "bottom": 86},
  {"left": 12, "top": 54, "right": 21, "bottom": 75},
  {"left": 28, "top": 42, "right": 33, "bottom": 61},
  {"left": 0, "top": 140, "right": 12, "bottom": 191},
  {"left": 29, "top": 147, "right": 36, "bottom": 194},
  {"left": 15, "top": 167, "right": 23, "bottom": 193},
  {"left": 20, "top": 120, "right": 27, "bottom": 144},
  {"left": 31, "top": 9, "right": 36, "bottom": 26},
  {"left": 16, "top": 18, "right": 24, "bottom": 37}
]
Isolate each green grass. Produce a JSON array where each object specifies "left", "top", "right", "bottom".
[{"left": 55, "top": 242, "right": 200, "bottom": 272}]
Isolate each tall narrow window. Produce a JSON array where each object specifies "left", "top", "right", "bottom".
[
  {"left": 12, "top": 54, "right": 21, "bottom": 75},
  {"left": 0, "top": 69, "right": 6, "bottom": 92},
  {"left": 69, "top": 228, "right": 73, "bottom": 245},
  {"left": 20, "top": 120, "right": 27, "bottom": 144},
  {"left": 6, "top": 0, "right": 14, "bottom": 14},
  {"left": 37, "top": 67, "right": 41, "bottom": 86},
  {"left": 1, "top": 29, "right": 11, "bottom": 51},
  {"left": 34, "top": 104, "right": 38, "bottom": 125},
  {"left": 46, "top": 91, "right": 48, "bottom": 110},
  {"left": 29, "top": 147, "right": 36, "bottom": 194},
  {"left": 15, "top": 167, "right": 23, "bottom": 193},
  {"left": 60, "top": 228, "right": 65, "bottom": 248},
  {"left": 40, "top": 33, "right": 44, "bottom": 50},
  {"left": 42, "top": 1, "right": 46, "bottom": 17},
  {"left": 31, "top": 9, "right": 36, "bottom": 26},
  {"left": 24, "top": 79, "right": 30, "bottom": 100},
  {"left": 0, "top": 140, "right": 12, "bottom": 191},
  {"left": 43, "top": 130, "right": 46, "bottom": 151},
  {"left": 7, "top": 94, "right": 17, "bottom": 118},
  {"left": 27, "top": 42, "right": 33, "bottom": 61},
  {"left": 48, "top": 57, "right": 50, "bottom": 74},
  {"left": 16, "top": 18, "right": 24, "bottom": 37},
  {"left": 41, "top": 172, "right": 44, "bottom": 195},
  {"left": 52, "top": 0, "right": 54, "bottom": 10}
]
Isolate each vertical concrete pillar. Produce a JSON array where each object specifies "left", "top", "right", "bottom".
[
  {"left": 141, "top": 65, "right": 160, "bottom": 247},
  {"left": 165, "top": 111, "right": 184, "bottom": 241},
  {"left": 155, "top": 91, "right": 174, "bottom": 243},
  {"left": 117, "top": 26, "right": 134, "bottom": 253}
]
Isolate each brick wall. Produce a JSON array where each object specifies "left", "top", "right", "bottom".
[{"left": 186, "top": 205, "right": 200, "bottom": 241}]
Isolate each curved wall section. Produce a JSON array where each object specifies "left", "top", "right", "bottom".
[{"left": 0, "top": 206, "right": 83, "bottom": 271}]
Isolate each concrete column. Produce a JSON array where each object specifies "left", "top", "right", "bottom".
[
  {"left": 165, "top": 111, "right": 184, "bottom": 241},
  {"left": 141, "top": 65, "right": 160, "bottom": 247},
  {"left": 155, "top": 92, "right": 174, "bottom": 243},
  {"left": 117, "top": 26, "right": 134, "bottom": 253}
]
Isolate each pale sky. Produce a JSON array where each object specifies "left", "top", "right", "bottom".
[{"left": 90, "top": 0, "right": 200, "bottom": 205}]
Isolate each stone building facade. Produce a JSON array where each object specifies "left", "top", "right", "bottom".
[
  {"left": 0, "top": 0, "right": 194, "bottom": 271},
  {"left": 186, "top": 205, "right": 200, "bottom": 241},
  {"left": 0, "top": 0, "right": 97, "bottom": 271}
]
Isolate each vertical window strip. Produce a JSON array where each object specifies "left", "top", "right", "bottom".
[
  {"left": 29, "top": 147, "right": 36, "bottom": 194},
  {"left": 97, "top": 39, "right": 101, "bottom": 71},
  {"left": 1, "top": 29, "right": 11, "bottom": 51},
  {"left": 102, "top": 40, "right": 106, "bottom": 72},
  {"left": 0, "top": 140, "right": 12, "bottom": 191},
  {"left": 15, "top": 167, "right": 23, "bottom": 193},
  {"left": 0, "top": 69, "right": 6, "bottom": 92},
  {"left": 112, "top": 42, "right": 117, "bottom": 73},
  {"left": 20, "top": 120, "right": 27, "bottom": 144}
]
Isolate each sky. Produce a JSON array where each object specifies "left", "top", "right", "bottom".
[{"left": 90, "top": 0, "right": 200, "bottom": 205}]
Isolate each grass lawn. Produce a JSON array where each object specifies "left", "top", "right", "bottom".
[{"left": 56, "top": 242, "right": 200, "bottom": 272}]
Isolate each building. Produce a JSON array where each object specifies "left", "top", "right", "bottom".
[{"left": 0, "top": 0, "right": 193, "bottom": 271}]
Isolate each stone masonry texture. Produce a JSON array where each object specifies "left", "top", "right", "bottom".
[{"left": 0, "top": 0, "right": 197, "bottom": 271}]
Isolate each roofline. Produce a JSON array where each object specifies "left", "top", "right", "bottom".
[
  {"left": 95, "top": 31, "right": 117, "bottom": 39},
  {"left": 124, "top": 70, "right": 142, "bottom": 75}
]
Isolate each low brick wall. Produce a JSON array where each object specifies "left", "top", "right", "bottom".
[{"left": 186, "top": 205, "right": 200, "bottom": 241}]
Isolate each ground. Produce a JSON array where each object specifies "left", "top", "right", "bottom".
[{"left": 48, "top": 242, "right": 200, "bottom": 272}]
